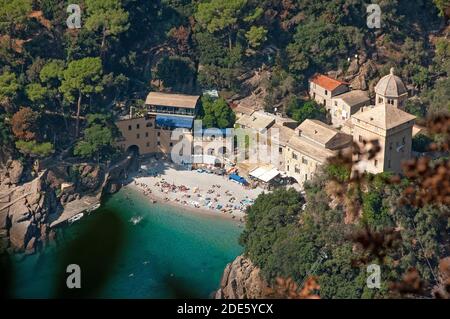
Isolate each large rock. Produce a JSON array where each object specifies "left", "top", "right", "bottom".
[
  {"left": 0, "top": 171, "right": 60, "bottom": 252},
  {"left": 8, "top": 160, "right": 24, "bottom": 184},
  {"left": 9, "top": 219, "right": 34, "bottom": 251},
  {"left": 79, "top": 164, "right": 104, "bottom": 191},
  {"left": 9, "top": 200, "right": 31, "bottom": 223},
  {"left": 215, "top": 255, "right": 268, "bottom": 299}
]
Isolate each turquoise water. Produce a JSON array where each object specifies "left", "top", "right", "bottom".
[{"left": 10, "top": 188, "right": 243, "bottom": 298}]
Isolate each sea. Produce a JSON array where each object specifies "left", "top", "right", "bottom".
[{"left": 6, "top": 188, "right": 243, "bottom": 298}]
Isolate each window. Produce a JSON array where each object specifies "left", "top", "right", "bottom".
[
  {"left": 292, "top": 152, "right": 298, "bottom": 160},
  {"left": 157, "top": 132, "right": 161, "bottom": 137},
  {"left": 302, "top": 157, "right": 308, "bottom": 164},
  {"left": 136, "top": 124, "right": 140, "bottom": 129},
  {"left": 169, "top": 142, "right": 173, "bottom": 147},
  {"left": 389, "top": 142, "right": 393, "bottom": 150},
  {"left": 279, "top": 147, "right": 283, "bottom": 154},
  {"left": 146, "top": 122, "right": 152, "bottom": 128},
  {"left": 374, "top": 159, "right": 378, "bottom": 167},
  {"left": 334, "top": 101, "right": 338, "bottom": 106},
  {"left": 146, "top": 142, "right": 150, "bottom": 147},
  {"left": 305, "top": 174, "right": 308, "bottom": 181},
  {"left": 378, "top": 97, "right": 383, "bottom": 104},
  {"left": 359, "top": 135, "right": 363, "bottom": 143},
  {"left": 295, "top": 166, "right": 300, "bottom": 174},
  {"left": 145, "top": 132, "right": 149, "bottom": 138},
  {"left": 136, "top": 134, "right": 140, "bottom": 139},
  {"left": 325, "top": 90, "right": 328, "bottom": 96},
  {"left": 402, "top": 136, "right": 406, "bottom": 144},
  {"left": 128, "top": 125, "right": 132, "bottom": 131},
  {"left": 157, "top": 141, "right": 161, "bottom": 146}
]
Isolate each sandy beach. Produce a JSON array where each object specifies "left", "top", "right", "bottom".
[{"left": 126, "top": 158, "right": 266, "bottom": 222}]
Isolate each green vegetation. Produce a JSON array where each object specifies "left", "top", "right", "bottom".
[
  {"left": 85, "top": 0, "right": 130, "bottom": 53},
  {"left": 74, "top": 114, "right": 118, "bottom": 162},
  {"left": 0, "top": 0, "right": 447, "bottom": 299},
  {"left": 60, "top": 57, "right": 104, "bottom": 137},
  {"left": 240, "top": 167, "right": 449, "bottom": 298},
  {"left": 412, "top": 134, "right": 433, "bottom": 152},
  {"left": 199, "top": 96, "right": 235, "bottom": 129},
  {"left": 287, "top": 98, "right": 327, "bottom": 124},
  {"left": 15, "top": 140, "right": 54, "bottom": 157},
  {"left": 0, "top": 0, "right": 32, "bottom": 49}
]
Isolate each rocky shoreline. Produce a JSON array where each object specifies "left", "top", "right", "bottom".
[
  {"left": 215, "top": 255, "right": 268, "bottom": 299},
  {"left": 0, "top": 156, "right": 133, "bottom": 255}
]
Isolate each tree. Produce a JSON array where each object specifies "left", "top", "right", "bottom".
[
  {"left": 0, "top": 0, "right": 32, "bottom": 49},
  {"left": 25, "top": 83, "right": 47, "bottom": 104},
  {"left": 85, "top": 0, "right": 130, "bottom": 53},
  {"left": 199, "top": 96, "right": 235, "bottom": 129},
  {"left": 240, "top": 188, "right": 304, "bottom": 269},
  {"left": 155, "top": 56, "right": 196, "bottom": 91},
  {"left": 74, "top": 114, "right": 117, "bottom": 161},
  {"left": 59, "top": 57, "right": 104, "bottom": 137},
  {"left": 422, "top": 78, "right": 450, "bottom": 115},
  {"left": 15, "top": 140, "right": 54, "bottom": 157},
  {"left": 40, "top": 60, "right": 65, "bottom": 87},
  {"left": 11, "top": 107, "right": 39, "bottom": 141},
  {"left": 0, "top": 114, "right": 12, "bottom": 148},
  {"left": 287, "top": 20, "right": 362, "bottom": 81},
  {"left": 195, "top": 0, "right": 248, "bottom": 50},
  {"left": 434, "top": 38, "right": 450, "bottom": 75},
  {"left": 287, "top": 99, "right": 326, "bottom": 124},
  {"left": 245, "top": 26, "right": 267, "bottom": 48},
  {"left": 0, "top": 70, "right": 21, "bottom": 111},
  {"left": 434, "top": 0, "right": 450, "bottom": 16}
]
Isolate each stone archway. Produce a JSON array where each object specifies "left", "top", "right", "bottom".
[{"left": 127, "top": 145, "right": 140, "bottom": 157}]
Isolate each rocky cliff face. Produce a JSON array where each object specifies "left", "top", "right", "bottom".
[
  {"left": 0, "top": 156, "right": 134, "bottom": 254},
  {"left": 215, "top": 255, "right": 268, "bottom": 299},
  {"left": 0, "top": 166, "right": 60, "bottom": 254}
]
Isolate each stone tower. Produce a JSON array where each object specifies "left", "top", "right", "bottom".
[
  {"left": 351, "top": 104, "right": 416, "bottom": 174},
  {"left": 374, "top": 68, "right": 408, "bottom": 110}
]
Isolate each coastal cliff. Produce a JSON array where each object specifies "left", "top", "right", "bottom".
[
  {"left": 0, "top": 156, "right": 134, "bottom": 254},
  {"left": 215, "top": 255, "right": 268, "bottom": 299}
]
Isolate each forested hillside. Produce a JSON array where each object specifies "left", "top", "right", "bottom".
[{"left": 0, "top": 0, "right": 448, "bottom": 164}]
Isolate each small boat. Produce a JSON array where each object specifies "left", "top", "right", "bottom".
[
  {"left": 86, "top": 203, "right": 101, "bottom": 214},
  {"left": 68, "top": 213, "right": 84, "bottom": 224}
]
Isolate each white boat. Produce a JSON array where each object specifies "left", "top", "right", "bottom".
[
  {"left": 86, "top": 203, "right": 101, "bottom": 214},
  {"left": 68, "top": 213, "right": 84, "bottom": 224}
]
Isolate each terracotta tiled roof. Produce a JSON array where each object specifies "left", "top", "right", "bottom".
[{"left": 310, "top": 74, "right": 348, "bottom": 91}]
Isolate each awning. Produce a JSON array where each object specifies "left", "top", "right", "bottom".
[
  {"left": 155, "top": 115, "right": 194, "bottom": 129},
  {"left": 249, "top": 166, "right": 280, "bottom": 183},
  {"left": 191, "top": 154, "right": 221, "bottom": 165},
  {"left": 229, "top": 173, "right": 248, "bottom": 185}
]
